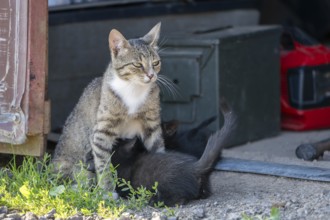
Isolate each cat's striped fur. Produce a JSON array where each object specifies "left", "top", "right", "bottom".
[{"left": 52, "top": 23, "right": 164, "bottom": 190}]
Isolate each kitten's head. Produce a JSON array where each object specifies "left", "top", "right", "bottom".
[
  {"left": 112, "top": 138, "right": 145, "bottom": 158},
  {"left": 108, "top": 23, "right": 161, "bottom": 85}
]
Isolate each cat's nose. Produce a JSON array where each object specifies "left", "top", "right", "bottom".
[{"left": 146, "top": 72, "right": 154, "bottom": 79}]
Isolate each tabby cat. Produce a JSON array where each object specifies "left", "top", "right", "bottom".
[{"left": 52, "top": 23, "right": 165, "bottom": 191}]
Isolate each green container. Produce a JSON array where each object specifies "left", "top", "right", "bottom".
[{"left": 160, "top": 26, "right": 282, "bottom": 147}]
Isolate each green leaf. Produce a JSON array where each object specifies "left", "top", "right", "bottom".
[
  {"left": 121, "top": 187, "right": 130, "bottom": 192},
  {"left": 49, "top": 185, "right": 65, "bottom": 197},
  {"left": 270, "top": 207, "right": 280, "bottom": 220},
  {"left": 19, "top": 184, "right": 31, "bottom": 199},
  {"left": 80, "top": 208, "right": 92, "bottom": 216},
  {"left": 152, "top": 182, "right": 158, "bottom": 191}
]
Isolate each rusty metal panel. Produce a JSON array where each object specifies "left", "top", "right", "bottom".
[{"left": 0, "top": 0, "right": 28, "bottom": 144}]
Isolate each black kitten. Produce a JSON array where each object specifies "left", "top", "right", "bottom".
[
  {"left": 162, "top": 116, "right": 217, "bottom": 159},
  {"left": 87, "top": 110, "right": 235, "bottom": 206},
  {"left": 85, "top": 116, "right": 216, "bottom": 174}
]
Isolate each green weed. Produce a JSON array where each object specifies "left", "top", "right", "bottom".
[
  {"left": 0, "top": 154, "right": 173, "bottom": 219},
  {"left": 242, "top": 207, "right": 280, "bottom": 220}
]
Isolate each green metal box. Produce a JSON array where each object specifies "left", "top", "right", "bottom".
[{"left": 160, "top": 26, "right": 282, "bottom": 147}]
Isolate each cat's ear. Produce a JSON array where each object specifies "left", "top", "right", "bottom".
[
  {"left": 109, "top": 29, "right": 130, "bottom": 57},
  {"left": 142, "top": 22, "right": 161, "bottom": 50}
]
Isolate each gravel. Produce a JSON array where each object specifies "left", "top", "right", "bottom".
[{"left": 1, "top": 171, "right": 329, "bottom": 220}]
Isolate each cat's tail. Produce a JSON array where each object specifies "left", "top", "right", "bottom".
[{"left": 195, "top": 103, "right": 236, "bottom": 174}]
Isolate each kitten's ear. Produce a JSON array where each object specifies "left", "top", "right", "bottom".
[
  {"left": 109, "top": 29, "right": 130, "bottom": 57},
  {"left": 142, "top": 22, "right": 161, "bottom": 50},
  {"left": 162, "top": 120, "right": 179, "bottom": 137},
  {"left": 123, "top": 138, "right": 137, "bottom": 151}
]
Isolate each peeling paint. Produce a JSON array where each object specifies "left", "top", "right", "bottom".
[
  {"left": 0, "top": 81, "right": 7, "bottom": 92},
  {"left": 0, "top": 0, "right": 27, "bottom": 144}
]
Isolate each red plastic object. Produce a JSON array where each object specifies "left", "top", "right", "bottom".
[{"left": 280, "top": 27, "right": 330, "bottom": 130}]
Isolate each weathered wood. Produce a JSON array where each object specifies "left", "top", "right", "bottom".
[
  {"left": 215, "top": 157, "right": 330, "bottom": 182},
  {"left": 26, "top": 0, "right": 48, "bottom": 136},
  {"left": 0, "top": 134, "right": 45, "bottom": 156},
  {"left": 0, "top": 0, "right": 28, "bottom": 144},
  {"left": 44, "top": 100, "right": 51, "bottom": 135},
  {"left": 0, "top": 0, "right": 48, "bottom": 156}
]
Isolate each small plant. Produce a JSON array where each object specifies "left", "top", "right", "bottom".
[
  {"left": 117, "top": 178, "right": 157, "bottom": 210},
  {"left": 163, "top": 205, "right": 178, "bottom": 218},
  {"left": 0, "top": 154, "right": 171, "bottom": 219},
  {"left": 242, "top": 207, "right": 280, "bottom": 220}
]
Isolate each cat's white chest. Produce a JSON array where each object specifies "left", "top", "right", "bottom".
[{"left": 110, "top": 76, "right": 151, "bottom": 114}]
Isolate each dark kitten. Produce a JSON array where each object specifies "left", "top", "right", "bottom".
[
  {"left": 85, "top": 110, "right": 235, "bottom": 206},
  {"left": 162, "top": 116, "right": 217, "bottom": 159},
  {"left": 85, "top": 116, "right": 216, "bottom": 172}
]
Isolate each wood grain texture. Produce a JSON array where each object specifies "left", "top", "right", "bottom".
[
  {"left": 26, "top": 0, "right": 48, "bottom": 136},
  {"left": 0, "top": 0, "right": 48, "bottom": 156}
]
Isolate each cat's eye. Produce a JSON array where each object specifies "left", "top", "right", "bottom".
[
  {"left": 132, "top": 62, "right": 143, "bottom": 68},
  {"left": 152, "top": 60, "right": 160, "bottom": 66}
]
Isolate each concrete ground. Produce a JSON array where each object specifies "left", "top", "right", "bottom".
[
  {"left": 163, "top": 129, "right": 330, "bottom": 220},
  {"left": 184, "top": 129, "right": 330, "bottom": 219},
  {"left": 223, "top": 129, "right": 330, "bottom": 169}
]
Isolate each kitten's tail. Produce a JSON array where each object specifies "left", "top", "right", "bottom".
[
  {"left": 189, "top": 116, "right": 217, "bottom": 136},
  {"left": 195, "top": 106, "right": 236, "bottom": 174}
]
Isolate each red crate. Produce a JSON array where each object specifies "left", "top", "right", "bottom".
[{"left": 280, "top": 27, "right": 330, "bottom": 130}]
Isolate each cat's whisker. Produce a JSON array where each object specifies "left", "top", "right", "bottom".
[
  {"left": 158, "top": 37, "right": 168, "bottom": 50},
  {"left": 161, "top": 79, "right": 181, "bottom": 100},
  {"left": 157, "top": 80, "right": 168, "bottom": 97},
  {"left": 158, "top": 37, "right": 169, "bottom": 55},
  {"left": 158, "top": 47, "right": 169, "bottom": 55},
  {"left": 160, "top": 75, "right": 181, "bottom": 98},
  {"left": 156, "top": 77, "right": 169, "bottom": 97},
  {"left": 157, "top": 75, "right": 182, "bottom": 100},
  {"left": 157, "top": 76, "right": 171, "bottom": 91}
]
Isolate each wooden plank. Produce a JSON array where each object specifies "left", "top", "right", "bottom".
[
  {"left": 0, "top": 134, "right": 45, "bottom": 156},
  {"left": 26, "top": 0, "right": 48, "bottom": 136},
  {"left": 215, "top": 157, "right": 330, "bottom": 182}
]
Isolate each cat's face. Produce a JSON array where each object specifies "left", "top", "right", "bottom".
[{"left": 109, "top": 23, "right": 161, "bottom": 85}]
